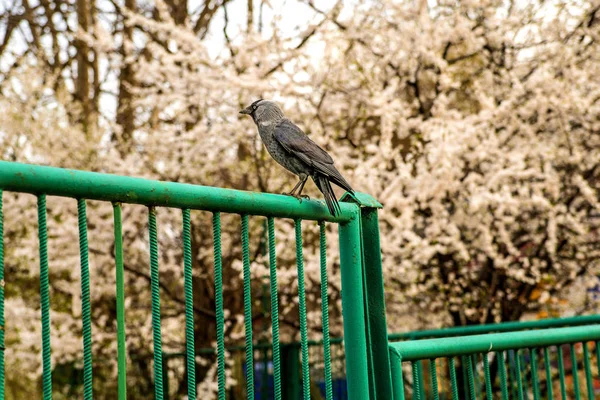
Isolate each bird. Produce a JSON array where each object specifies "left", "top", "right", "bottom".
[{"left": 240, "top": 99, "right": 354, "bottom": 216}]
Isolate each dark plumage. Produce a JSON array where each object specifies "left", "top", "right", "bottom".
[{"left": 240, "top": 99, "right": 354, "bottom": 216}]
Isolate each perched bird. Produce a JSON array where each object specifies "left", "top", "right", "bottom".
[{"left": 240, "top": 99, "right": 354, "bottom": 216}]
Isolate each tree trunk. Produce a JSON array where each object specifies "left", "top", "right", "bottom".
[
  {"left": 247, "top": 0, "right": 253, "bottom": 33},
  {"left": 115, "top": 0, "right": 136, "bottom": 155},
  {"left": 75, "top": 0, "right": 94, "bottom": 133}
]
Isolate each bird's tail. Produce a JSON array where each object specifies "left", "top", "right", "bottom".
[{"left": 314, "top": 174, "right": 341, "bottom": 216}]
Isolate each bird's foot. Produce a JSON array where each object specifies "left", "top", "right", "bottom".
[
  {"left": 282, "top": 192, "right": 310, "bottom": 201},
  {"left": 281, "top": 192, "right": 310, "bottom": 202},
  {"left": 293, "top": 194, "right": 310, "bottom": 203}
]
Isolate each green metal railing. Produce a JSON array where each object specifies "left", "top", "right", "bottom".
[
  {"left": 388, "top": 314, "right": 600, "bottom": 341},
  {"left": 0, "top": 161, "right": 392, "bottom": 400},
  {"left": 387, "top": 315, "right": 600, "bottom": 400},
  {"left": 389, "top": 325, "right": 600, "bottom": 399},
  {"left": 5, "top": 160, "right": 599, "bottom": 400}
]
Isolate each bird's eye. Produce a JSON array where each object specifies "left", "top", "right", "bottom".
[{"left": 252, "top": 105, "right": 257, "bottom": 110}]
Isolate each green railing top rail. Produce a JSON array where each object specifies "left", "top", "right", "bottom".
[
  {"left": 389, "top": 324, "right": 600, "bottom": 362},
  {"left": 388, "top": 314, "right": 600, "bottom": 341},
  {"left": 0, "top": 161, "right": 373, "bottom": 222}
]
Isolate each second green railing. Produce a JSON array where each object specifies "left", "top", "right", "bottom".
[{"left": 390, "top": 325, "right": 600, "bottom": 399}]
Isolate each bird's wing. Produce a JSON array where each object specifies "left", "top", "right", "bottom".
[
  {"left": 273, "top": 119, "right": 334, "bottom": 166},
  {"left": 273, "top": 119, "right": 354, "bottom": 192}
]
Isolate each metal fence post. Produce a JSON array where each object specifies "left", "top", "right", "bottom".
[
  {"left": 339, "top": 206, "right": 370, "bottom": 400},
  {"left": 341, "top": 193, "right": 393, "bottom": 400}
]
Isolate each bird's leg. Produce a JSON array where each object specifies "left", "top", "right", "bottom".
[
  {"left": 295, "top": 175, "right": 310, "bottom": 200},
  {"left": 282, "top": 178, "right": 303, "bottom": 196},
  {"left": 282, "top": 175, "right": 310, "bottom": 201}
]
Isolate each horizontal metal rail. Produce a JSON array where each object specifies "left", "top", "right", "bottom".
[
  {"left": 0, "top": 161, "right": 357, "bottom": 222},
  {"left": 389, "top": 324, "right": 600, "bottom": 361},
  {"left": 388, "top": 314, "right": 600, "bottom": 341}
]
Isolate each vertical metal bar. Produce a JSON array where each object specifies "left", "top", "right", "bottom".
[
  {"left": 482, "top": 354, "right": 492, "bottom": 400},
  {"left": 518, "top": 350, "right": 528, "bottom": 399},
  {"left": 212, "top": 212, "right": 226, "bottom": 399},
  {"left": 412, "top": 361, "right": 422, "bottom": 400},
  {"left": 37, "top": 195, "right": 53, "bottom": 399},
  {"left": 241, "top": 214, "right": 254, "bottom": 398},
  {"left": 497, "top": 351, "right": 509, "bottom": 400},
  {"left": 462, "top": 355, "right": 469, "bottom": 398},
  {"left": 389, "top": 351, "right": 405, "bottom": 400},
  {"left": 294, "top": 219, "right": 311, "bottom": 400},
  {"left": 318, "top": 221, "right": 332, "bottom": 400},
  {"left": 77, "top": 199, "right": 93, "bottom": 399},
  {"left": 543, "top": 347, "right": 554, "bottom": 400},
  {"left": 569, "top": 343, "right": 580, "bottom": 400},
  {"left": 259, "top": 221, "right": 269, "bottom": 400},
  {"left": 515, "top": 350, "right": 524, "bottom": 400},
  {"left": 583, "top": 342, "right": 593, "bottom": 400},
  {"left": 182, "top": 209, "right": 196, "bottom": 400},
  {"left": 358, "top": 206, "right": 393, "bottom": 400},
  {"left": 466, "top": 354, "right": 476, "bottom": 400},
  {"left": 530, "top": 348, "right": 540, "bottom": 400},
  {"left": 113, "top": 203, "right": 127, "bottom": 399},
  {"left": 0, "top": 190, "right": 5, "bottom": 397},
  {"left": 148, "top": 207, "right": 163, "bottom": 400},
  {"left": 338, "top": 213, "right": 369, "bottom": 400},
  {"left": 267, "top": 217, "right": 282, "bottom": 400},
  {"left": 558, "top": 345, "right": 567, "bottom": 400},
  {"left": 430, "top": 358, "right": 439, "bottom": 400},
  {"left": 449, "top": 357, "right": 458, "bottom": 400}
]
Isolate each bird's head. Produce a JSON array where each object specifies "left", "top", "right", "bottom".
[{"left": 240, "top": 99, "right": 284, "bottom": 125}]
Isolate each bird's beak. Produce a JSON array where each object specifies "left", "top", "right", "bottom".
[{"left": 239, "top": 107, "right": 251, "bottom": 115}]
